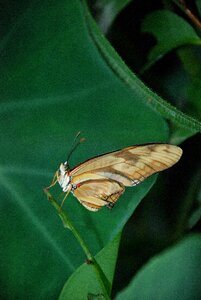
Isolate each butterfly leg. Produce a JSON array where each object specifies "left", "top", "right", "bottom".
[
  {"left": 45, "top": 171, "right": 58, "bottom": 190},
  {"left": 60, "top": 186, "right": 72, "bottom": 210}
]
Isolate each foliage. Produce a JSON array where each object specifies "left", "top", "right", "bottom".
[
  {"left": 116, "top": 235, "right": 201, "bottom": 300},
  {"left": 0, "top": 0, "right": 200, "bottom": 299}
]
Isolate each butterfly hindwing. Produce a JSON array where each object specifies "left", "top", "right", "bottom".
[{"left": 73, "top": 179, "right": 125, "bottom": 211}]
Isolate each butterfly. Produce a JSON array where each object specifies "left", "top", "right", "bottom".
[{"left": 45, "top": 135, "right": 182, "bottom": 211}]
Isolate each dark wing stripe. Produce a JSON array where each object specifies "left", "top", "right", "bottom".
[
  {"left": 143, "top": 157, "right": 170, "bottom": 169},
  {"left": 124, "top": 162, "right": 146, "bottom": 180},
  {"left": 141, "top": 161, "right": 157, "bottom": 172},
  {"left": 145, "top": 153, "right": 176, "bottom": 165},
  {"left": 134, "top": 169, "right": 146, "bottom": 180},
  {"left": 138, "top": 156, "right": 166, "bottom": 168}
]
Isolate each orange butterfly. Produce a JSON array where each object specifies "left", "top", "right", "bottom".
[{"left": 46, "top": 135, "right": 182, "bottom": 211}]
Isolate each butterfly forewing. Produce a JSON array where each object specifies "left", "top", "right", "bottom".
[{"left": 70, "top": 144, "right": 182, "bottom": 186}]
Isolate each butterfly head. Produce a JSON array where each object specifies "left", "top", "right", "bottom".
[
  {"left": 57, "top": 162, "right": 71, "bottom": 192},
  {"left": 59, "top": 161, "right": 69, "bottom": 173}
]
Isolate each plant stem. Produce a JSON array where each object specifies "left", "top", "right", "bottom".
[
  {"left": 172, "top": 0, "right": 201, "bottom": 30},
  {"left": 44, "top": 188, "right": 111, "bottom": 300}
]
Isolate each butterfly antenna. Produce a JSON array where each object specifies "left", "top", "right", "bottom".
[{"left": 66, "top": 131, "right": 85, "bottom": 163}]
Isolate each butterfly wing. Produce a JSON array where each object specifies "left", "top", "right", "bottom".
[
  {"left": 71, "top": 144, "right": 182, "bottom": 186},
  {"left": 70, "top": 144, "right": 182, "bottom": 211},
  {"left": 73, "top": 179, "right": 124, "bottom": 211}
]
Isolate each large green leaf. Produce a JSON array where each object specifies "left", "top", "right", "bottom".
[
  {"left": 59, "top": 233, "right": 121, "bottom": 300},
  {"left": 0, "top": 1, "right": 182, "bottom": 299},
  {"left": 116, "top": 234, "right": 201, "bottom": 300}
]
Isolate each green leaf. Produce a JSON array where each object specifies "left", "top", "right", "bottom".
[
  {"left": 142, "top": 10, "right": 201, "bottom": 69},
  {"left": 0, "top": 0, "right": 172, "bottom": 298},
  {"left": 116, "top": 234, "right": 201, "bottom": 300},
  {"left": 59, "top": 233, "right": 121, "bottom": 300}
]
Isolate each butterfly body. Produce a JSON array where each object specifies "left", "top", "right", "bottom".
[
  {"left": 57, "top": 163, "right": 71, "bottom": 192},
  {"left": 52, "top": 143, "right": 182, "bottom": 211}
]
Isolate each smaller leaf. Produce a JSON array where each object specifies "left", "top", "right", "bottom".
[
  {"left": 142, "top": 10, "right": 201, "bottom": 68},
  {"left": 116, "top": 234, "right": 201, "bottom": 300},
  {"left": 59, "top": 232, "right": 121, "bottom": 300}
]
